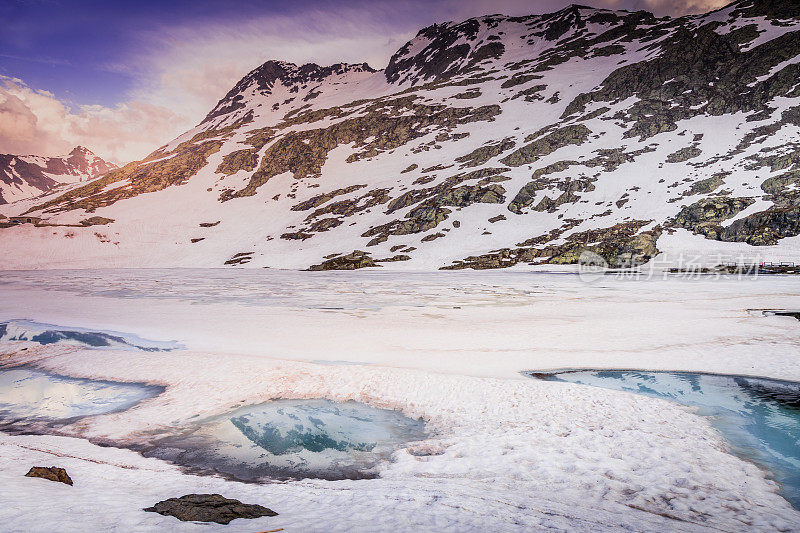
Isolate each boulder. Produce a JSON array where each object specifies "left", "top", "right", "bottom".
[
  {"left": 144, "top": 494, "right": 277, "bottom": 524},
  {"left": 25, "top": 466, "right": 73, "bottom": 485}
]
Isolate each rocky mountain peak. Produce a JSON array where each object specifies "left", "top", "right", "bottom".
[
  {"left": 384, "top": 16, "right": 506, "bottom": 86},
  {"left": 728, "top": 0, "right": 800, "bottom": 20},
  {"left": 538, "top": 4, "right": 589, "bottom": 41},
  {"left": 202, "top": 59, "right": 376, "bottom": 124},
  {"left": 0, "top": 146, "right": 115, "bottom": 205},
  {"left": 69, "top": 146, "right": 92, "bottom": 156}
]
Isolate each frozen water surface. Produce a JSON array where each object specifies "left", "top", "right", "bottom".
[
  {"left": 532, "top": 370, "right": 800, "bottom": 509},
  {"left": 0, "top": 367, "right": 163, "bottom": 424},
  {"left": 144, "top": 399, "right": 427, "bottom": 481},
  {"left": 0, "top": 271, "right": 798, "bottom": 530}
]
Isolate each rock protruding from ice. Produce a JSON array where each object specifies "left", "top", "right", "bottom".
[
  {"left": 144, "top": 494, "right": 277, "bottom": 524},
  {"left": 25, "top": 466, "right": 73, "bottom": 486}
]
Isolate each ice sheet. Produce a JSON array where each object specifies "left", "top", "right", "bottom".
[{"left": 0, "top": 270, "right": 798, "bottom": 531}]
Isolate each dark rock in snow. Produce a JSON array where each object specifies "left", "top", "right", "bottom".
[
  {"left": 25, "top": 466, "right": 73, "bottom": 485},
  {"left": 144, "top": 493, "right": 278, "bottom": 524}
]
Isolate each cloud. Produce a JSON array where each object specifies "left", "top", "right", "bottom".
[{"left": 0, "top": 76, "right": 186, "bottom": 163}]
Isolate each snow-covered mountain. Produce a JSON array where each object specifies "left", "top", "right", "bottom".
[
  {"left": 1, "top": 0, "right": 799, "bottom": 269},
  {"left": 0, "top": 146, "right": 116, "bottom": 205}
]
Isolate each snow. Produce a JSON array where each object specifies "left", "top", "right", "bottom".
[{"left": 0, "top": 270, "right": 799, "bottom": 531}]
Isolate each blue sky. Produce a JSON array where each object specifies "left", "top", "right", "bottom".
[
  {"left": 2, "top": 0, "right": 388, "bottom": 107},
  {"left": 0, "top": 0, "right": 725, "bottom": 162}
]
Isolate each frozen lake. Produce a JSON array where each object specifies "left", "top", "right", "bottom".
[
  {"left": 0, "top": 269, "right": 799, "bottom": 531},
  {"left": 1, "top": 268, "right": 799, "bottom": 380},
  {"left": 531, "top": 370, "right": 800, "bottom": 509}
]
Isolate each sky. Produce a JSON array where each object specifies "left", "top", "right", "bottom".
[{"left": 0, "top": 0, "right": 728, "bottom": 164}]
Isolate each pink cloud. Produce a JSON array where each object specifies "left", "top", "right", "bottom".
[{"left": 0, "top": 77, "right": 189, "bottom": 163}]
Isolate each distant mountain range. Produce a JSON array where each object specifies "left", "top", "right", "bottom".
[
  {"left": 0, "top": 146, "right": 116, "bottom": 205},
  {"left": 0, "top": 0, "right": 798, "bottom": 269}
]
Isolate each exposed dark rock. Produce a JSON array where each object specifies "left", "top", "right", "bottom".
[
  {"left": 364, "top": 182, "right": 505, "bottom": 245},
  {"left": 666, "top": 147, "right": 702, "bottom": 163},
  {"left": 385, "top": 19, "right": 482, "bottom": 85},
  {"left": 204, "top": 60, "right": 375, "bottom": 123},
  {"left": 672, "top": 197, "right": 756, "bottom": 239},
  {"left": 308, "top": 250, "right": 379, "bottom": 270},
  {"left": 79, "top": 216, "right": 114, "bottom": 226},
  {"left": 216, "top": 149, "right": 260, "bottom": 176},
  {"left": 223, "top": 97, "right": 501, "bottom": 200},
  {"left": 144, "top": 494, "right": 277, "bottom": 525},
  {"left": 563, "top": 22, "right": 800, "bottom": 140},
  {"left": 689, "top": 173, "right": 727, "bottom": 195},
  {"left": 721, "top": 204, "right": 800, "bottom": 245},
  {"left": 500, "top": 125, "right": 591, "bottom": 167},
  {"left": 455, "top": 138, "right": 515, "bottom": 168},
  {"left": 443, "top": 221, "right": 660, "bottom": 270},
  {"left": 452, "top": 89, "right": 481, "bottom": 99},
  {"left": 500, "top": 74, "right": 543, "bottom": 89},
  {"left": 25, "top": 466, "right": 72, "bottom": 485},
  {"left": 376, "top": 254, "right": 411, "bottom": 262},
  {"left": 761, "top": 170, "right": 800, "bottom": 207},
  {"left": 225, "top": 252, "right": 254, "bottom": 266},
  {"left": 509, "top": 175, "right": 596, "bottom": 214},
  {"left": 291, "top": 185, "right": 367, "bottom": 211},
  {"left": 421, "top": 232, "right": 446, "bottom": 242}
]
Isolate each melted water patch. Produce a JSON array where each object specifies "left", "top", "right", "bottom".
[
  {"left": 0, "top": 367, "right": 164, "bottom": 427},
  {"left": 529, "top": 370, "right": 800, "bottom": 509},
  {"left": 0, "top": 319, "right": 181, "bottom": 351},
  {"left": 145, "top": 399, "right": 427, "bottom": 481}
]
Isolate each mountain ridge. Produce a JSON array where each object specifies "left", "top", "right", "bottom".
[
  {"left": 0, "top": 146, "right": 116, "bottom": 205},
  {"left": 0, "top": 0, "right": 798, "bottom": 270}
]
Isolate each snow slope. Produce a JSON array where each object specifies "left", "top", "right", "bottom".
[{"left": 0, "top": 1, "right": 798, "bottom": 270}]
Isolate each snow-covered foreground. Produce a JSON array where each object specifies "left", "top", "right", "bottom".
[{"left": 1, "top": 269, "right": 799, "bottom": 532}]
